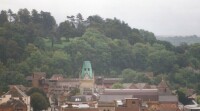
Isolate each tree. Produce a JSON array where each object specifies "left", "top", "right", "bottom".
[
  {"left": 197, "top": 96, "right": 200, "bottom": 104},
  {"left": 112, "top": 83, "right": 124, "bottom": 89},
  {"left": 40, "top": 11, "right": 56, "bottom": 36},
  {"left": 148, "top": 49, "right": 177, "bottom": 74},
  {"left": 57, "top": 20, "right": 76, "bottom": 39},
  {"left": 27, "top": 87, "right": 49, "bottom": 109},
  {"left": 7, "top": 9, "right": 13, "bottom": 22},
  {"left": 139, "top": 29, "right": 156, "bottom": 44},
  {"left": 18, "top": 8, "right": 30, "bottom": 24},
  {"left": 31, "top": 92, "right": 49, "bottom": 111},
  {"left": 176, "top": 88, "right": 190, "bottom": 105},
  {"left": 76, "top": 13, "right": 83, "bottom": 21},
  {"left": 0, "top": 10, "right": 8, "bottom": 26},
  {"left": 31, "top": 9, "right": 41, "bottom": 23},
  {"left": 121, "top": 69, "right": 138, "bottom": 83}
]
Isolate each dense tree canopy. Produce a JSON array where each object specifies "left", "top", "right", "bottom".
[{"left": 0, "top": 9, "right": 200, "bottom": 96}]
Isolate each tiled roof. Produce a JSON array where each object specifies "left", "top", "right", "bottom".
[
  {"left": 9, "top": 85, "right": 27, "bottom": 92},
  {"left": 129, "top": 84, "right": 138, "bottom": 89},
  {"left": 159, "top": 103, "right": 179, "bottom": 111},
  {"left": 136, "top": 83, "right": 148, "bottom": 89},
  {"left": 148, "top": 101, "right": 180, "bottom": 111},
  {"left": 0, "top": 99, "right": 26, "bottom": 108},
  {"left": 5, "top": 86, "right": 27, "bottom": 97},
  {"left": 158, "top": 80, "right": 168, "bottom": 88}
]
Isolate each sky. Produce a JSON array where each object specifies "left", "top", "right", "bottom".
[{"left": 1, "top": 0, "right": 200, "bottom": 36}]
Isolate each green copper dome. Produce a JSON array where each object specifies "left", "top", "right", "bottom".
[{"left": 81, "top": 61, "right": 93, "bottom": 79}]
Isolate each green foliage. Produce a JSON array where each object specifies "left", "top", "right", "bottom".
[
  {"left": 148, "top": 49, "right": 177, "bottom": 74},
  {"left": 121, "top": 69, "right": 150, "bottom": 83},
  {"left": 1, "top": 9, "right": 200, "bottom": 94},
  {"left": 0, "top": 71, "right": 26, "bottom": 93},
  {"left": 176, "top": 88, "right": 190, "bottom": 105},
  {"left": 27, "top": 87, "right": 49, "bottom": 111},
  {"left": 30, "top": 92, "right": 49, "bottom": 111},
  {"left": 0, "top": 10, "right": 8, "bottom": 26},
  {"left": 197, "top": 96, "right": 200, "bottom": 104},
  {"left": 112, "top": 83, "right": 124, "bottom": 89}
]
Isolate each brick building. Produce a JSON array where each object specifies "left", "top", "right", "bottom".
[
  {"left": 0, "top": 99, "right": 27, "bottom": 111},
  {"left": 0, "top": 85, "right": 30, "bottom": 111}
]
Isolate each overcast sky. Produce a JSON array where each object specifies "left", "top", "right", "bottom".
[{"left": 1, "top": 0, "right": 200, "bottom": 36}]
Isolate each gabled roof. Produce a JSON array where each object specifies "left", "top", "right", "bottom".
[
  {"left": 0, "top": 99, "right": 26, "bottom": 108},
  {"left": 129, "top": 83, "right": 152, "bottom": 89},
  {"left": 136, "top": 83, "right": 151, "bottom": 89},
  {"left": 158, "top": 79, "right": 168, "bottom": 88},
  {"left": 9, "top": 85, "right": 27, "bottom": 92},
  {"left": 5, "top": 86, "right": 27, "bottom": 97},
  {"left": 129, "top": 84, "right": 138, "bottom": 89}
]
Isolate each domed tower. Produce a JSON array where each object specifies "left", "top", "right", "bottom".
[{"left": 79, "top": 61, "right": 95, "bottom": 95}]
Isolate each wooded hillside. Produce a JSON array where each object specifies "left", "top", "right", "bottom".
[{"left": 1, "top": 9, "right": 200, "bottom": 95}]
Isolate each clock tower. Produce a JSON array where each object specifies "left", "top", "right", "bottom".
[{"left": 79, "top": 61, "right": 94, "bottom": 95}]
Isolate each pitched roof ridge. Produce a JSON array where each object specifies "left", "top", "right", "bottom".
[{"left": 13, "top": 86, "right": 27, "bottom": 97}]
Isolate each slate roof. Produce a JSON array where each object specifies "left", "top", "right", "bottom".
[
  {"left": 103, "top": 89, "right": 158, "bottom": 95},
  {"left": 159, "top": 95, "right": 178, "bottom": 103},
  {"left": 99, "top": 94, "right": 132, "bottom": 102}
]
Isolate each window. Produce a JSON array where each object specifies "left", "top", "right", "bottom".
[
  {"left": 85, "top": 68, "right": 87, "bottom": 71},
  {"left": 132, "top": 101, "right": 135, "bottom": 104},
  {"left": 88, "top": 68, "right": 90, "bottom": 71},
  {"left": 75, "top": 98, "right": 81, "bottom": 102}
]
